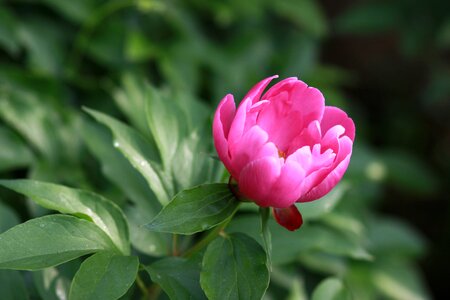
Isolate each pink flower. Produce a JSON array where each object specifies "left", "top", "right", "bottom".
[{"left": 213, "top": 76, "right": 355, "bottom": 230}]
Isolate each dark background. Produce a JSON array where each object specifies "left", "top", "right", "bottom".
[{"left": 0, "top": 0, "right": 449, "bottom": 298}]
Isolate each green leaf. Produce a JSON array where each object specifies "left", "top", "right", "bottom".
[
  {"left": 84, "top": 107, "right": 172, "bottom": 205},
  {"left": 271, "top": 0, "right": 328, "bottom": 37},
  {"left": 297, "top": 182, "right": 349, "bottom": 221},
  {"left": 0, "top": 201, "right": 20, "bottom": 233},
  {"left": 380, "top": 150, "right": 439, "bottom": 196},
  {"left": 145, "top": 86, "right": 187, "bottom": 170},
  {"left": 259, "top": 207, "right": 272, "bottom": 269},
  {"left": 0, "top": 215, "right": 116, "bottom": 270},
  {"left": 372, "top": 260, "right": 431, "bottom": 300},
  {"left": 81, "top": 119, "right": 160, "bottom": 213},
  {"left": 69, "top": 252, "right": 139, "bottom": 300},
  {"left": 125, "top": 205, "right": 169, "bottom": 256},
  {"left": 0, "top": 179, "right": 130, "bottom": 255},
  {"left": 0, "top": 125, "right": 33, "bottom": 171},
  {"left": 0, "top": 270, "right": 28, "bottom": 300},
  {"left": 17, "top": 16, "right": 66, "bottom": 75},
  {"left": 200, "top": 233, "right": 269, "bottom": 300},
  {"left": 32, "top": 260, "right": 79, "bottom": 300},
  {"left": 368, "top": 217, "right": 426, "bottom": 258},
  {"left": 228, "top": 216, "right": 372, "bottom": 265},
  {"left": 311, "top": 277, "right": 351, "bottom": 300},
  {"left": 145, "top": 184, "right": 239, "bottom": 235},
  {"left": 145, "top": 256, "right": 206, "bottom": 300},
  {"left": 0, "top": 8, "right": 20, "bottom": 56},
  {"left": 0, "top": 92, "right": 60, "bottom": 160},
  {"left": 113, "top": 73, "right": 151, "bottom": 136}
]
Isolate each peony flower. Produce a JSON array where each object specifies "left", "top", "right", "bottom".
[{"left": 213, "top": 76, "right": 355, "bottom": 230}]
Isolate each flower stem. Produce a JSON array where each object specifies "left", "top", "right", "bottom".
[{"left": 136, "top": 273, "right": 150, "bottom": 300}]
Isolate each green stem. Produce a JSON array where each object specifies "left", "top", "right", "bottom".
[
  {"left": 172, "top": 234, "right": 179, "bottom": 256},
  {"left": 136, "top": 273, "right": 150, "bottom": 300},
  {"left": 260, "top": 207, "right": 272, "bottom": 270}
]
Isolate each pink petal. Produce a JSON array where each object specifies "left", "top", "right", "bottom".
[
  {"left": 299, "top": 136, "right": 353, "bottom": 202},
  {"left": 238, "top": 157, "right": 281, "bottom": 207},
  {"left": 227, "top": 76, "right": 278, "bottom": 146},
  {"left": 213, "top": 94, "right": 236, "bottom": 170},
  {"left": 262, "top": 77, "right": 299, "bottom": 99},
  {"left": 257, "top": 80, "right": 325, "bottom": 152},
  {"left": 268, "top": 160, "right": 306, "bottom": 208},
  {"left": 321, "top": 106, "right": 355, "bottom": 141},
  {"left": 287, "top": 121, "right": 322, "bottom": 156},
  {"left": 273, "top": 205, "right": 303, "bottom": 231},
  {"left": 244, "top": 75, "right": 278, "bottom": 104},
  {"left": 229, "top": 125, "right": 278, "bottom": 178}
]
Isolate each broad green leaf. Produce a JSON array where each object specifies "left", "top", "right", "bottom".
[
  {"left": 32, "top": 260, "right": 79, "bottom": 300},
  {"left": 372, "top": 260, "right": 430, "bottom": 300},
  {"left": 69, "top": 252, "right": 139, "bottom": 300},
  {"left": 0, "top": 270, "right": 28, "bottom": 300},
  {"left": 0, "top": 179, "right": 130, "bottom": 255},
  {"left": 85, "top": 108, "right": 172, "bottom": 205},
  {"left": 311, "top": 277, "right": 351, "bottom": 300},
  {"left": 0, "top": 125, "right": 33, "bottom": 171},
  {"left": 0, "top": 8, "right": 20, "bottom": 56},
  {"left": 125, "top": 205, "right": 169, "bottom": 256},
  {"left": 171, "top": 129, "right": 220, "bottom": 190},
  {"left": 113, "top": 73, "right": 151, "bottom": 136},
  {"left": 367, "top": 217, "right": 426, "bottom": 258},
  {"left": 145, "top": 257, "right": 206, "bottom": 300},
  {"left": 0, "top": 201, "right": 20, "bottom": 233},
  {"left": 297, "top": 252, "right": 347, "bottom": 276},
  {"left": 200, "top": 233, "right": 269, "bottom": 300},
  {"left": 228, "top": 216, "right": 372, "bottom": 265},
  {"left": 17, "top": 16, "right": 66, "bottom": 75},
  {"left": 0, "top": 215, "right": 116, "bottom": 270},
  {"left": 145, "top": 184, "right": 239, "bottom": 235},
  {"left": 380, "top": 150, "right": 439, "bottom": 196},
  {"left": 0, "top": 92, "right": 60, "bottom": 160},
  {"left": 145, "top": 86, "right": 186, "bottom": 170},
  {"left": 297, "top": 182, "right": 349, "bottom": 221},
  {"left": 81, "top": 119, "right": 160, "bottom": 213}
]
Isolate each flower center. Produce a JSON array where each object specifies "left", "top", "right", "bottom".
[{"left": 278, "top": 149, "right": 287, "bottom": 159}]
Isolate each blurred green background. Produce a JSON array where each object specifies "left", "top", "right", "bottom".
[{"left": 0, "top": 0, "right": 448, "bottom": 299}]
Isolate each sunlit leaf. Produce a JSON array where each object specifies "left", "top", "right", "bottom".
[
  {"left": 145, "top": 184, "right": 239, "bottom": 235},
  {"left": 311, "top": 277, "right": 351, "bottom": 300},
  {"left": 0, "top": 215, "right": 116, "bottom": 270},
  {"left": 85, "top": 107, "right": 172, "bottom": 205},
  {"left": 0, "top": 179, "right": 130, "bottom": 255}
]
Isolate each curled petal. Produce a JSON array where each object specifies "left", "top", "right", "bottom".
[
  {"left": 244, "top": 75, "right": 278, "bottom": 104},
  {"left": 268, "top": 160, "right": 306, "bottom": 208},
  {"left": 213, "top": 94, "right": 236, "bottom": 169},
  {"left": 273, "top": 205, "right": 303, "bottom": 231},
  {"left": 321, "top": 106, "right": 355, "bottom": 141},
  {"left": 229, "top": 125, "right": 278, "bottom": 178},
  {"left": 299, "top": 136, "right": 353, "bottom": 202},
  {"left": 238, "top": 157, "right": 281, "bottom": 207}
]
